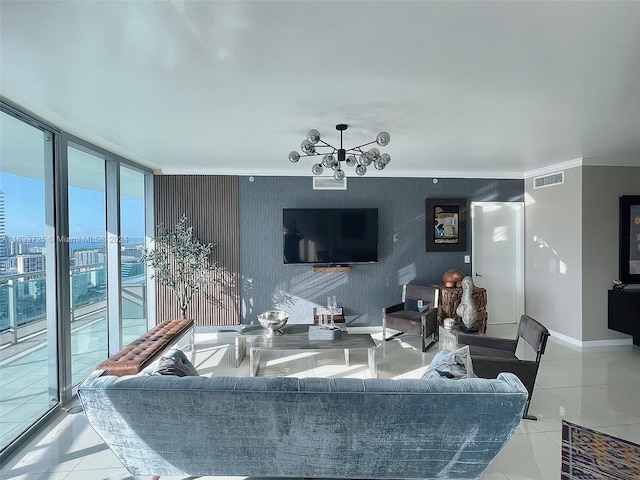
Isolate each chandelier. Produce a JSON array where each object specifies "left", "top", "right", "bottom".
[{"left": 288, "top": 124, "right": 391, "bottom": 180}]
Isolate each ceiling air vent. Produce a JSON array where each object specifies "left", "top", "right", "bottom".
[
  {"left": 313, "top": 176, "right": 347, "bottom": 190},
  {"left": 533, "top": 171, "right": 564, "bottom": 189}
]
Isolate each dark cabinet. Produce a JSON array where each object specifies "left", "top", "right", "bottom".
[{"left": 608, "top": 289, "right": 640, "bottom": 345}]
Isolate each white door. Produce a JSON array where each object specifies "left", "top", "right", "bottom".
[{"left": 471, "top": 202, "right": 524, "bottom": 324}]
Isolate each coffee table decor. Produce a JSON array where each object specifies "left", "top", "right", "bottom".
[
  {"left": 311, "top": 309, "right": 343, "bottom": 339},
  {"left": 257, "top": 310, "right": 289, "bottom": 336},
  {"left": 308, "top": 325, "right": 343, "bottom": 340}
]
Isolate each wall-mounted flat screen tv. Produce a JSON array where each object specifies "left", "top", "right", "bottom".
[{"left": 283, "top": 208, "right": 379, "bottom": 265}]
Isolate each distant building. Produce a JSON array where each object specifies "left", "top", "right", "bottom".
[
  {"left": 0, "top": 236, "right": 7, "bottom": 258},
  {"left": 9, "top": 240, "right": 30, "bottom": 255},
  {"left": 121, "top": 262, "right": 144, "bottom": 278},
  {"left": 74, "top": 249, "right": 105, "bottom": 266},
  {"left": 71, "top": 273, "right": 88, "bottom": 305},
  {"left": 0, "top": 257, "right": 17, "bottom": 274},
  {"left": 121, "top": 245, "right": 143, "bottom": 260},
  {"left": 16, "top": 254, "right": 45, "bottom": 273}
]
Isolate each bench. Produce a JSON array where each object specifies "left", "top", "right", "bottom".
[{"left": 96, "top": 319, "right": 194, "bottom": 376}]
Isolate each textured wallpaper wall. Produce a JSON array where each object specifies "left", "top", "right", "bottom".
[{"left": 239, "top": 176, "right": 523, "bottom": 326}]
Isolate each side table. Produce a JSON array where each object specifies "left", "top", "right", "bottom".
[{"left": 436, "top": 285, "right": 488, "bottom": 333}]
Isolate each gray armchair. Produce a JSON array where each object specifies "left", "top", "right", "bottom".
[
  {"left": 458, "top": 314, "right": 550, "bottom": 420},
  {"left": 383, "top": 284, "right": 440, "bottom": 352}
]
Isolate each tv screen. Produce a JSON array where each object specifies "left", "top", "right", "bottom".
[{"left": 283, "top": 208, "right": 379, "bottom": 265}]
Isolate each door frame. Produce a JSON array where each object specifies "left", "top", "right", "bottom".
[{"left": 471, "top": 201, "right": 525, "bottom": 324}]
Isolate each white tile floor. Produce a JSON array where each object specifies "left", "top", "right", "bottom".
[
  {"left": 1, "top": 323, "right": 639, "bottom": 480},
  {"left": 0, "top": 317, "right": 148, "bottom": 451}
]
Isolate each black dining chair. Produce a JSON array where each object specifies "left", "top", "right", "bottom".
[{"left": 458, "top": 314, "right": 550, "bottom": 420}]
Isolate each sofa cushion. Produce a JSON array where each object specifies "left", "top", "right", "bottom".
[
  {"left": 152, "top": 349, "right": 199, "bottom": 377},
  {"left": 422, "top": 345, "right": 475, "bottom": 380}
]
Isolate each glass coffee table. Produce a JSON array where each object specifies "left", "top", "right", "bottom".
[{"left": 235, "top": 324, "right": 377, "bottom": 377}]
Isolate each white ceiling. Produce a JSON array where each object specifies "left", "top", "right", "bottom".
[{"left": 1, "top": 1, "right": 639, "bottom": 179}]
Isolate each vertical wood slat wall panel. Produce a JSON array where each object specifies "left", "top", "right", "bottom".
[{"left": 154, "top": 175, "right": 240, "bottom": 326}]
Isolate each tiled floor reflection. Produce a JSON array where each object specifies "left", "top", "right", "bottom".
[
  {"left": 0, "top": 318, "right": 147, "bottom": 451},
  {"left": 1, "top": 323, "right": 639, "bottom": 480}
]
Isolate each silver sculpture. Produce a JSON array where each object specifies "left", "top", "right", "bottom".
[{"left": 456, "top": 276, "right": 478, "bottom": 332}]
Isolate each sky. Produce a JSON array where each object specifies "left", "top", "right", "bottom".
[{"left": 0, "top": 172, "right": 145, "bottom": 242}]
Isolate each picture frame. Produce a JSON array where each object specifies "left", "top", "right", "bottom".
[
  {"left": 619, "top": 195, "right": 640, "bottom": 284},
  {"left": 425, "top": 198, "right": 467, "bottom": 252}
]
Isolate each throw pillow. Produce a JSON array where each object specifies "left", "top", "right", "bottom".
[
  {"left": 152, "top": 349, "right": 199, "bottom": 377},
  {"left": 421, "top": 345, "right": 475, "bottom": 380}
]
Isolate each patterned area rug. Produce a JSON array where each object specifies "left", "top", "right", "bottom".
[{"left": 562, "top": 420, "right": 640, "bottom": 479}]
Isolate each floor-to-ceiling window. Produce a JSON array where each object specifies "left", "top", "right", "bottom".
[
  {"left": 120, "top": 166, "right": 148, "bottom": 344},
  {"left": 0, "top": 109, "right": 58, "bottom": 452},
  {"left": 67, "top": 146, "right": 108, "bottom": 385},
  {"left": 0, "top": 102, "right": 154, "bottom": 459}
]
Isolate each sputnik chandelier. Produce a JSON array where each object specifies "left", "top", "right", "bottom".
[{"left": 288, "top": 124, "right": 391, "bottom": 180}]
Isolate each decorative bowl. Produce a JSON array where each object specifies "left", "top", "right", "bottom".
[{"left": 257, "top": 310, "right": 289, "bottom": 336}]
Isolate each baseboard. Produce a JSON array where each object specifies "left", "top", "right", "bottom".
[{"left": 549, "top": 329, "right": 633, "bottom": 348}]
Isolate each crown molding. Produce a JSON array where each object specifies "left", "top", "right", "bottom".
[
  {"left": 524, "top": 158, "right": 583, "bottom": 179},
  {"left": 582, "top": 156, "right": 640, "bottom": 167},
  {"left": 159, "top": 167, "right": 524, "bottom": 179}
]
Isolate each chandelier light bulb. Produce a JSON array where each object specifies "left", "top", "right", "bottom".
[
  {"left": 368, "top": 147, "right": 380, "bottom": 159},
  {"left": 346, "top": 155, "right": 357, "bottom": 167},
  {"left": 374, "top": 158, "right": 386, "bottom": 170},
  {"left": 312, "top": 163, "right": 323, "bottom": 175},
  {"left": 355, "top": 165, "right": 367, "bottom": 176},
  {"left": 307, "top": 129, "right": 321, "bottom": 144},
  {"left": 322, "top": 154, "right": 334, "bottom": 168},
  {"left": 380, "top": 153, "right": 391, "bottom": 165},
  {"left": 376, "top": 131, "right": 390, "bottom": 146},
  {"left": 334, "top": 169, "right": 346, "bottom": 181},
  {"left": 360, "top": 152, "right": 372, "bottom": 166},
  {"left": 301, "top": 140, "right": 316, "bottom": 154},
  {"left": 288, "top": 151, "right": 300, "bottom": 163}
]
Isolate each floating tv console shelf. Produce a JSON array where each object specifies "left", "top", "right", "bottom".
[{"left": 312, "top": 266, "right": 352, "bottom": 273}]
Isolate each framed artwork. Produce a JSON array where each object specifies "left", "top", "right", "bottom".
[
  {"left": 425, "top": 198, "right": 467, "bottom": 252},
  {"left": 619, "top": 195, "right": 640, "bottom": 284}
]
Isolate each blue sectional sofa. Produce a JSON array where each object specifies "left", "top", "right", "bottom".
[{"left": 78, "top": 370, "right": 527, "bottom": 479}]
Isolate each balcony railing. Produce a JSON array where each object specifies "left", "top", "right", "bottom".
[{"left": 0, "top": 264, "right": 145, "bottom": 346}]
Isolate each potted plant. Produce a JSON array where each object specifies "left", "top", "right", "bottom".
[{"left": 142, "top": 215, "right": 220, "bottom": 319}]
